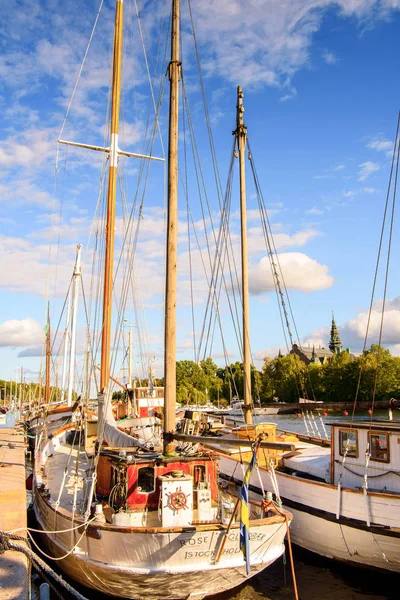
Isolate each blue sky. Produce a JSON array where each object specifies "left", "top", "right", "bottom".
[{"left": 0, "top": 0, "right": 399, "bottom": 387}]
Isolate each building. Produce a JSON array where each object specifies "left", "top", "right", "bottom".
[
  {"left": 290, "top": 314, "right": 346, "bottom": 366},
  {"left": 291, "top": 343, "right": 334, "bottom": 365}
]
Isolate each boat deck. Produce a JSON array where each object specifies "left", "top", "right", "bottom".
[
  {"left": 45, "top": 439, "right": 92, "bottom": 515},
  {"left": 281, "top": 442, "right": 331, "bottom": 482}
]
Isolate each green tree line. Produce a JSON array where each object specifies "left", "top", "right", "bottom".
[{"left": 172, "top": 345, "right": 400, "bottom": 406}]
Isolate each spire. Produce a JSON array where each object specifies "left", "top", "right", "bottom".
[{"left": 329, "top": 313, "right": 342, "bottom": 354}]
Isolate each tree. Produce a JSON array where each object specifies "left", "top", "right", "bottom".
[{"left": 261, "top": 354, "right": 307, "bottom": 403}]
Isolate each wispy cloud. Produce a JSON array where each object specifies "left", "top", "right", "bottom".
[
  {"left": 366, "top": 137, "right": 394, "bottom": 157},
  {"left": 342, "top": 187, "right": 377, "bottom": 198},
  {"left": 305, "top": 207, "right": 324, "bottom": 215},
  {"left": 280, "top": 87, "right": 297, "bottom": 102},
  {"left": 190, "top": 0, "right": 400, "bottom": 89},
  {"left": 322, "top": 50, "right": 338, "bottom": 64},
  {"left": 358, "top": 161, "right": 380, "bottom": 181}
]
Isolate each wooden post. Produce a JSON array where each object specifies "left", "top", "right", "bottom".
[
  {"left": 45, "top": 304, "right": 51, "bottom": 405},
  {"left": 163, "top": 0, "right": 181, "bottom": 455},
  {"left": 100, "top": 0, "right": 123, "bottom": 393},
  {"left": 236, "top": 86, "right": 252, "bottom": 425}
]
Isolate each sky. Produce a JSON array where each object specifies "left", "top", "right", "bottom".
[{"left": 0, "top": 0, "right": 400, "bottom": 388}]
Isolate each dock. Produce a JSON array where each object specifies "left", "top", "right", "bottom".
[{"left": 0, "top": 428, "right": 29, "bottom": 600}]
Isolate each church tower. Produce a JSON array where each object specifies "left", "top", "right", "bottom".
[{"left": 329, "top": 313, "right": 342, "bottom": 354}]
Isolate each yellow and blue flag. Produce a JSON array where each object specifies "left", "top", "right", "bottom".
[{"left": 239, "top": 439, "right": 261, "bottom": 575}]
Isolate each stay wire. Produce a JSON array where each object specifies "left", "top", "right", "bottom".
[{"left": 351, "top": 112, "right": 400, "bottom": 422}]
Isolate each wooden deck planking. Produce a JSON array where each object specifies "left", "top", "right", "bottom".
[{"left": 0, "top": 428, "right": 29, "bottom": 600}]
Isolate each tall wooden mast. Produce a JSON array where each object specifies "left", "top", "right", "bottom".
[
  {"left": 57, "top": 1, "right": 163, "bottom": 397},
  {"left": 100, "top": 0, "right": 124, "bottom": 393},
  {"left": 163, "top": 0, "right": 181, "bottom": 454},
  {"left": 45, "top": 302, "right": 51, "bottom": 405},
  {"left": 235, "top": 86, "right": 252, "bottom": 425}
]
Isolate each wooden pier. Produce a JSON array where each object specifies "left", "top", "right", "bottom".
[{"left": 0, "top": 428, "right": 29, "bottom": 600}]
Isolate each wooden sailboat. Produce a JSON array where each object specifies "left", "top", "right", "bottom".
[
  {"left": 27, "top": 245, "right": 83, "bottom": 449},
  {"left": 32, "top": 2, "right": 293, "bottom": 598},
  {"left": 204, "top": 103, "right": 400, "bottom": 573}
]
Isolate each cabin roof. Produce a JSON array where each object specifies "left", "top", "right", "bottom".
[{"left": 330, "top": 419, "right": 400, "bottom": 432}]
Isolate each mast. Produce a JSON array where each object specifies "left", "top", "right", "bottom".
[
  {"left": 45, "top": 303, "right": 51, "bottom": 405},
  {"left": 235, "top": 86, "right": 252, "bottom": 425},
  {"left": 128, "top": 322, "right": 132, "bottom": 388},
  {"left": 67, "top": 244, "right": 82, "bottom": 407},
  {"left": 100, "top": 0, "right": 124, "bottom": 393},
  {"left": 163, "top": 0, "right": 180, "bottom": 455},
  {"left": 57, "top": 1, "right": 163, "bottom": 399},
  {"left": 84, "top": 332, "right": 91, "bottom": 407},
  {"left": 60, "top": 286, "right": 72, "bottom": 404}
]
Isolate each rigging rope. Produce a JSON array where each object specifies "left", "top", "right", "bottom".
[{"left": 351, "top": 112, "right": 400, "bottom": 423}]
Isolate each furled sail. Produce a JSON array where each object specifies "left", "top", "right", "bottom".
[{"left": 98, "top": 391, "right": 145, "bottom": 448}]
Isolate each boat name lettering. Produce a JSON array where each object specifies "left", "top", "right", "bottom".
[
  {"left": 227, "top": 532, "right": 265, "bottom": 542},
  {"left": 180, "top": 536, "right": 209, "bottom": 546},
  {"left": 184, "top": 547, "right": 241, "bottom": 559}
]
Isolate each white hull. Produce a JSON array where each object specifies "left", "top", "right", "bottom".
[
  {"left": 219, "top": 455, "right": 400, "bottom": 573},
  {"left": 253, "top": 407, "right": 280, "bottom": 416},
  {"left": 33, "top": 491, "right": 287, "bottom": 599},
  {"left": 33, "top": 425, "right": 291, "bottom": 599}
]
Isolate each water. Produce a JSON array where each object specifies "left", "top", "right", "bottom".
[
  {"left": 228, "top": 409, "right": 393, "bottom": 438},
  {"left": 211, "top": 546, "right": 398, "bottom": 600}
]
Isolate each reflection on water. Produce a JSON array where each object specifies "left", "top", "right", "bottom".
[{"left": 210, "top": 546, "right": 397, "bottom": 600}]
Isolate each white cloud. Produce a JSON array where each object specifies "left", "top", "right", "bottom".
[
  {"left": 322, "top": 50, "right": 338, "bottom": 64},
  {"left": 367, "top": 138, "right": 394, "bottom": 155},
  {"left": 248, "top": 252, "right": 334, "bottom": 294},
  {"left": 0, "top": 318, "right": 44, "bottom": 347},
  {"left": 358, "top": 161, "right": 380, "bottom": 181},
  {"left": 342, "top": 187, "right": 377, "bottom": 198},
  {"left": 189, "top": 0, "right": 400, "bottom": 88},
  {"left": 303, "top": 297, "right": 400, "bottom": 354},
  {"left": 305, "top": 207, "right": 324, "bottom": 215},
  {"left": 280, "top": 87, "right": 297, "bottom": 102}
]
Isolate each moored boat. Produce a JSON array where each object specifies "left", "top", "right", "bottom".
[
  {"left": 206, "top": 418, "right": 400, "bottom": 573},
  {"left": 32, "top": 1, "right": 293, "bottom": 597}
]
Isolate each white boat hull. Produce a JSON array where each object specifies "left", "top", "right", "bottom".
[
  {"left": 33, "top": 491, "right": 287, "bottom": 599},
  {"left": 219, "top": 455, "right": 400, "bottom": 573}
]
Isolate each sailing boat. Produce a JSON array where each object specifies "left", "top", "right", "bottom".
[
  {"left": 32, "top": 2, "right": 293, "bottom": 598},
  {"left": 204, "top": 104, "right": 400, "bottom": 573},
  {"left": 27, "top": 245, "right": 84, "bottom": 450}
]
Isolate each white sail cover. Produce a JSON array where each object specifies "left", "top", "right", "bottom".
[{"left": 98, "top": 391, "right": 145, "bottom": 448}]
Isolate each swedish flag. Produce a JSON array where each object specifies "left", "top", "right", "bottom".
[{"left": 239, "top": 439, "right": 262, "bottom": 575}]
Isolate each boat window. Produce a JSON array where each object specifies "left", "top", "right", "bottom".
[
  {"left": 339, "top": 430, "right": 358, "bottom": 458},
  {"left": 369, "top": 433, "right": 389, "bottom": 462},
  {"left": 137, "top": 466, "right": 156, "bottom": 494}
]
